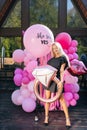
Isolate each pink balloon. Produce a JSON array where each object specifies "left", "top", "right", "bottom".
[
  {"left": 68, "top": 47, "right": 75, "bottom": 54},
  {"left": 22, "top": 98, "right": 36, "bottom": 112},
  {"left": 55, "top": 32, "right": 72, "bottom": 49},
  {"left": 64, "top": 74, "right": 78, "bottom": 84},
  {"left": 20, "top": 85, "right": 27, "bottom": 91},
  {"left": 64, "top": 83, "right": 74, "bottom": 92},
  {"left": 24, "top": 49, "right": 37, "bottom": 61},
  {"left": 73, "top": 53, "right": 78, "bottom": 59},
  {"left": 64, "top": 92, "right": 73, "bottom": 101},
  {"left": 13, "top": 49, "right": 25, "bottom": 63},
  {"left": 30, "top": 93, "right": 36, "bottom": 101},
  {"left": 28, "top": 80, "right": 34, "bottom": 93},
  {"left": 73, "top": 93, "right": 79, "bottom": 100},
  {"left": 25, "top": 60, "right": 38, "bottom": 73},
  {"left": 21, "top": 88, "right": 30, "bottom": 98},
  {"left": 68, "top": 54, "right": 73, "bottom": 61},
  {"left": 14, "top": 68, "right": 23, "bottom": 75},
  {"left": 24, "top": 57, "right": 30, "bottom": 66},
  {"left": 70, "top": 99, "right": 77, "bottom": 106},
  {"left": 11, "top": 90, "right": 21, "bottom": 105},
  {"left": 23, "top": 24, "right": 54, "bottom": 58},
  {"left": 74, "top": 47, "right": 77, "bottom": 52},
  {"left": 24, "top": 50, "right": 37, "bottom": 66},
  {"left": 13, "top": 74, "right": 23, "bottom": 86},
  {"left": 71, "top": 40, "right": 78, "bottom": 47},
  {"left": 17, "top": 95, "right": 24, "bottom": 105},
  {"left": 73, "top": 84, "right": 80, "bottom": 93}
]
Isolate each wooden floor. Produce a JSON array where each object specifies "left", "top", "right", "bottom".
[{"left": 0, "top": 89, "right": 87, "bottom": 130}]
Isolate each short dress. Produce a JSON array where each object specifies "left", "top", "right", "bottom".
[{"left": 43, "top": 55, "right": 68, "bottom": 93}]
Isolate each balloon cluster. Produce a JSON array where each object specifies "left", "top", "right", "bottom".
[
  {"left": 52, "top": 32, "right": 80, "bottom": 110},
  {"left": 55, "top": 32, "right": 78, "bottom": 61},
  {"left": 11, "top": 24, "right": 54, "bottom": 112},
  {"left": 63, "top": 70, "right": 80, "bottom": 107},
  {"left": 49, "top": 33, "right": 87, "bottom": 110},
  {"left": 11, "top": 24, "right": 81, "bottom": 112}
]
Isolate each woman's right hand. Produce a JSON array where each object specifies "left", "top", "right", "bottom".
[{"left": 51, "top": 72, "right": 57, "bottom": 80}]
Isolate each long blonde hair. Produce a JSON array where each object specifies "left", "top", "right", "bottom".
[{"left": 51, "top": 42, "right": 70, "bottom": 68}]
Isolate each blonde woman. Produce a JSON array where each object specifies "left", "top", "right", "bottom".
[{"left": 43, "top": 42, "right": 71, "bottom": 129}]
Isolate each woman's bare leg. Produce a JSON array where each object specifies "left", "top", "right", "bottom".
[
  {"left": 44, "top": 90, "right": 51, "bottom": 124},
  {"left": 59, "top": 94, "right": 71, "bottom": 126}
]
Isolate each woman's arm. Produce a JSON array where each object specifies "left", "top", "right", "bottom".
[{"left": 60, "top": 63, "right": 66, "bottom": 83}]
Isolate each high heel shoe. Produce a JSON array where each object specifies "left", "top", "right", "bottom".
[
  {"left": 44, "top": 122, "right": 49, "bottom": 126},
  {"left": 66, "top": 126, "right": 71, "bottom": 129},
  {"left": 66, "top": 118, "right": 71, "bottom": 129},
  {"left": 44, "top": 116, "right": 49, "bottom": 126}
]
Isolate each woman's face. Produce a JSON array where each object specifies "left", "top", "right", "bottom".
[{"left": 52, "top": 44, "right": 59, "bottom": 57}]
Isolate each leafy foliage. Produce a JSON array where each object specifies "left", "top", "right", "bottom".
[
  {"left": 30, "top": 0, "right": 58, "bottom": 28},
  {"left": 0, "top": 37, "right": 21, "bottom": 57}
]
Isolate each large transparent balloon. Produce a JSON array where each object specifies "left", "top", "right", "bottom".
[{"left": 23, "top": 24, "right": 54, "bottom": 58}]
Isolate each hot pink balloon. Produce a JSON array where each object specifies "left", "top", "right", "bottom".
[
  {"left": 13, "top": 49, "right": 25, "bottom": 63},
  {"left": 23, "top": 24, "right": 54, "bottom": 58},
  {"left": 22, "top": 70, "right": 29, "bottom": 77},
  {"left": 55, "top": 32, "right": 72, "bottom": 49},
  {"left": 28, "top": 72, "right": 35, "bottom": 80},
  {"left": 22, "top": 98, "right": 36, "bottom": 112},
  {"left": 22, "top": 76, "right": 30, "bottom": 84}
]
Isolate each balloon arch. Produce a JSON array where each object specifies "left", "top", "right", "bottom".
[{"left": 11, "top": 24, "right": 87, "bottom": 112}]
